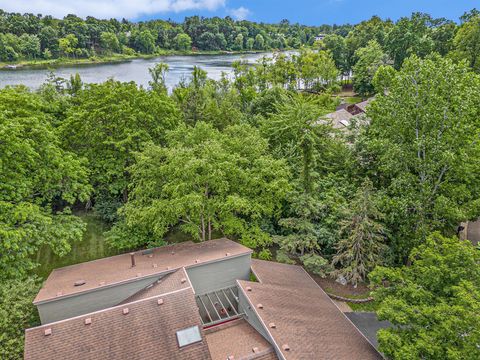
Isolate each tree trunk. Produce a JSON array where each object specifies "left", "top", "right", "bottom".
[
  {"left": 208, "top": 218, "right": 212, "bottom": 240},
  {"left": 201, "top": 214, "right": 205, "bottom": 241}
]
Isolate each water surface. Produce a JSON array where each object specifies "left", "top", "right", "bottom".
[{"left": 0, "top": 52, "right": 274, "bottom": 90}]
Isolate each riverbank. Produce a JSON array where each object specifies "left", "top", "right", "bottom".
[{"left": 0, "top": 49, "right": 281, "bottom": 71}]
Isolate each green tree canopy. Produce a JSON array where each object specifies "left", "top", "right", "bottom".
[
  {"left": 59, "top": 80, "right": 179, "bottom": 217},
  {"left": 332, "top": 179, "right": 386, "bottom": 286},
  {"left": 0, "top": 277, "right": 40, "bottom": 359},
  {"left": 0, "top": 87, "right": 90, "bottom": 279},
  {"left": 174, "top": 33, "right": 192, "bottom": 51},
  {"left": 110, "top": 122, "right": 290, "bottom": 250},
  {"left": 362, "top": 55, "right": 480, "bottom": 260},
  {"left": 352, "top": 40, "right": 390, "bottom": 98},
  {"left": 452, "top": 15, "right": 480, "bottom": 72},
  {"left": 370, "top": 233, "right": 480, "bottom": 359}
]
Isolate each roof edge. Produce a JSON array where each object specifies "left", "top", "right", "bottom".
[
  {"left": 299, "top": 267, "right": 384, "bottom": 358},
  {"left": 34, "top": 249, "right": 252, "bottom": 305},
  {"left": 27, "top": 286, "right": 193, "bottom": 331},
  {"left": 236, "top": 279, "right": 286, "bottom": 360}
]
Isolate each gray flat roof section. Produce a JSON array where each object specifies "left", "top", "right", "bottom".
[
  {"left": 345, "top": 312, "right": 391, "bottom": 349},
  {"left": 35, "top": 238, "right": 252, "bottom": 304}
]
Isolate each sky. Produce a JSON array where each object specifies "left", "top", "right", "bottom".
[{"left": 0, "top": 0, "right": 477, "bottom": 24}]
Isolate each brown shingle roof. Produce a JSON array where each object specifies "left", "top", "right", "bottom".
[
  {"left": 323, "top": 109, "right": 354, "bottom": 130},
  {"left": 355, "top": 99, "right": 371, "bottom": 113},
  {"left": 238, "top": 260, "right": 383, "bottom": 360},
  {"left": 205, "top": 319, "right": 278, "bottom": 360},
  {"left": 35, "top": 238, "right": 251, "bottom": 304},
  {"left": 25, "top": 287, "right": 212, "bottom": 360}
]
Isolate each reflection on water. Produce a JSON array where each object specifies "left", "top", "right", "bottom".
[
  {"left": 34, "top": 212, "right": 117, "bottom": 279},
  {"left": 0, "top": 52, "right": 280, "bottom": 90},
  {"left": 33, "top": 212, "right": 209, "bottom": 279}
]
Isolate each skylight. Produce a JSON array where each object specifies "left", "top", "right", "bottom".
[{"left": 176, "top": 326, "right": 202, "bottom": 348}]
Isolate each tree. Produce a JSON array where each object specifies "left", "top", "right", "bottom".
[
  {"left": 110, "top": 122, "right": 290, "bottom": 250},
  {"left": 38, "top": 25, "right": 59, "bottom": 54},
  {"left": 352, "top": 40, "right": 389, "bottom": 98},
  {"left": 254, "top": 34, "right": 265, "bottom": 50},
  {"left": 321, "top": 34, "right": 348, "bottom": 75},
  {"left": 0, "top": 87, "right": 90, "bottom": 279},
  {"left": 246, "top": 37, "right": 254, "bottom": 50},
  {"left": 233, "top": 33, "right": 244, "bottom": 51},
  {"left": 18, "top": 34, "right": 41, "bottom": 59},
  {"left": 264, "top": 95, "right": 339, "bottom": 260},
  {"left": 452, "top": 15, "right": 480, "bottom": 72},
  {"left": 174, "top": 33, "right": 192, "bottom": 51},
  {"left": 100, "top": 31, "right": 120, "bottom": 54},
  {"left": 385, "top": 13, "right": 435, "bottom": 69},
  {"left": 332, "top": 179, "right": 386, "bottom": 286},
  {"left": 362, "top": 55, "right": 480, "bottom": 261},
  {"left": 0, "top": 277, "right": 40, "bottom": 360},
  {"left": 134, "top": 30, "right": 155, "bottom": 54},
  {"left": 58, "top": 34, "right": 78, "bottom": 58},
  {"left": 370, "top": 233, "right": 480, "bottom": 359},
  {"left": 59, "top": 80, "right": 179, "bottom": 220},
  {"left": 149, "top": 62, "right": 169, "bottom": 93}
]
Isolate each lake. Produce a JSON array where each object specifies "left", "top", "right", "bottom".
[{"left": 0, "top": 52, "right": 275, "bottom": 90}]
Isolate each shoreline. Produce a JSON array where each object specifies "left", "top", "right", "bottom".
[{"left": 0, "top": 49, "right": 287, "bottom": 71}]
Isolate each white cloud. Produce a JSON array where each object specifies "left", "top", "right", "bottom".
[
  {"left": 0, "top": 0, "right": 227, "bottom": 19},
  {"left": 228, "top": 6, "right": 250, "bottom": 20}
]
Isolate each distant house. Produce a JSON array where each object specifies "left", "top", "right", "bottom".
[
  {"left": 315, "top": 34, "right": 327, "bottom": 42},
  {"left": 25, "top": 238, "right": 382, "bottom": 360},
  {"left": 320, "top": 98, "right": 373, "bottom": 132}
]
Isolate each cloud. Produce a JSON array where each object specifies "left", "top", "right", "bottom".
[
  {"left": 228, "top": 6, "right": 250, "bottom": 20},
  {"left": 0, "top": 0, "right": 226, "bottom": 19}
]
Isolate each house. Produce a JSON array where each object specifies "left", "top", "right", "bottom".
[
  {"left": 320, "top": 98, "right": 373, "bottom": 132},
  {"left": 25, "top": 238, "right": 382, "bottom": 360},
  {"left": 315, "top": 34, "right": 327, "bottom": 42}
]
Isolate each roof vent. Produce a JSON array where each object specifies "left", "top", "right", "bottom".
[
  {"left": 252, "top": 347, "right": 259, "bottom": 353},
  {"left": 136, "top": 273, "right": 142, "bottom": 277},
  {"left": 122, "top": 308, "right": 129, "bottom": 315},
  {"left": 74, "top": 280, "right": 86, "bottom": 287},
  {"left": 246, "top": 286, "right": 252, "bottom": 292},
  {"left": 84, "top": 318, "right": 92, "bottom": 325},
  {"left": 269, "top": 322, "right": 276, "bottom": 328},
  {"left": 195, "top": 259, "right": 200, "bottom": 263},
  {"left": 44, "top": 328, "right": 52, "bottom": 336},
  {"left": 99, "top": 281, "right": 105, "bottom": 286},
  {"left": 157, "top": 298, "right": 164, "bottom": 305},
  {"left": 56, "top": 291, "right": 63, "bottom": 297},
  {"left": 257, "top": 303, "right": 263, "bottom": 309},
  {"left": 227, "top": 356, "right": 235, "bottom": 360},
  {"left": 181, "top": 278, "right": 187, "bottom": 284},
  {"left": 130, "top": 253, "right": 136, "bottom": 267},
  {"left": 152, "top": 263, "right": 158, "bottom": 268},
  {"left": 166, "top": 266, "right": 171, "bottom": 270},
  {"left": 225, "top": 252, "right": 231, "bottom": 256},
  {"left": 171, "top": 251, "right": 175, "bottom": 255},
  {"left": 282, "top": 344, "right": 290, "bottom": 351}
]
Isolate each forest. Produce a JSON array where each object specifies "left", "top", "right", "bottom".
[
  {"left": 0, "top": 9, "right": 350, "bottom": 62},
  {"left": 1, "top": 8, "right": 480, "bottom": 360}
]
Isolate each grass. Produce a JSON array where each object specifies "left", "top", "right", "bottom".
[
  {"left": 348, "top": 300, "right": 379, "bottom": 312},
  {"left": 344, "top": 96, "right": 362, "bottom": 104}
]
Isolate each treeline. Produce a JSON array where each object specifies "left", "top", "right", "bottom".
[
  {"left": 0, "top": 9, "right": 350, "bottom": 61},
  {"left": 1, "top": 9, "right": 480, "bottom": 360},
  {"left": 320, "top": 9, "right": 480, "bottom": 92}
]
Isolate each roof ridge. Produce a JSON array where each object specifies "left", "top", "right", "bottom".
[{"left": 26, "top": 286, "right": 193, "bottom": 332}]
